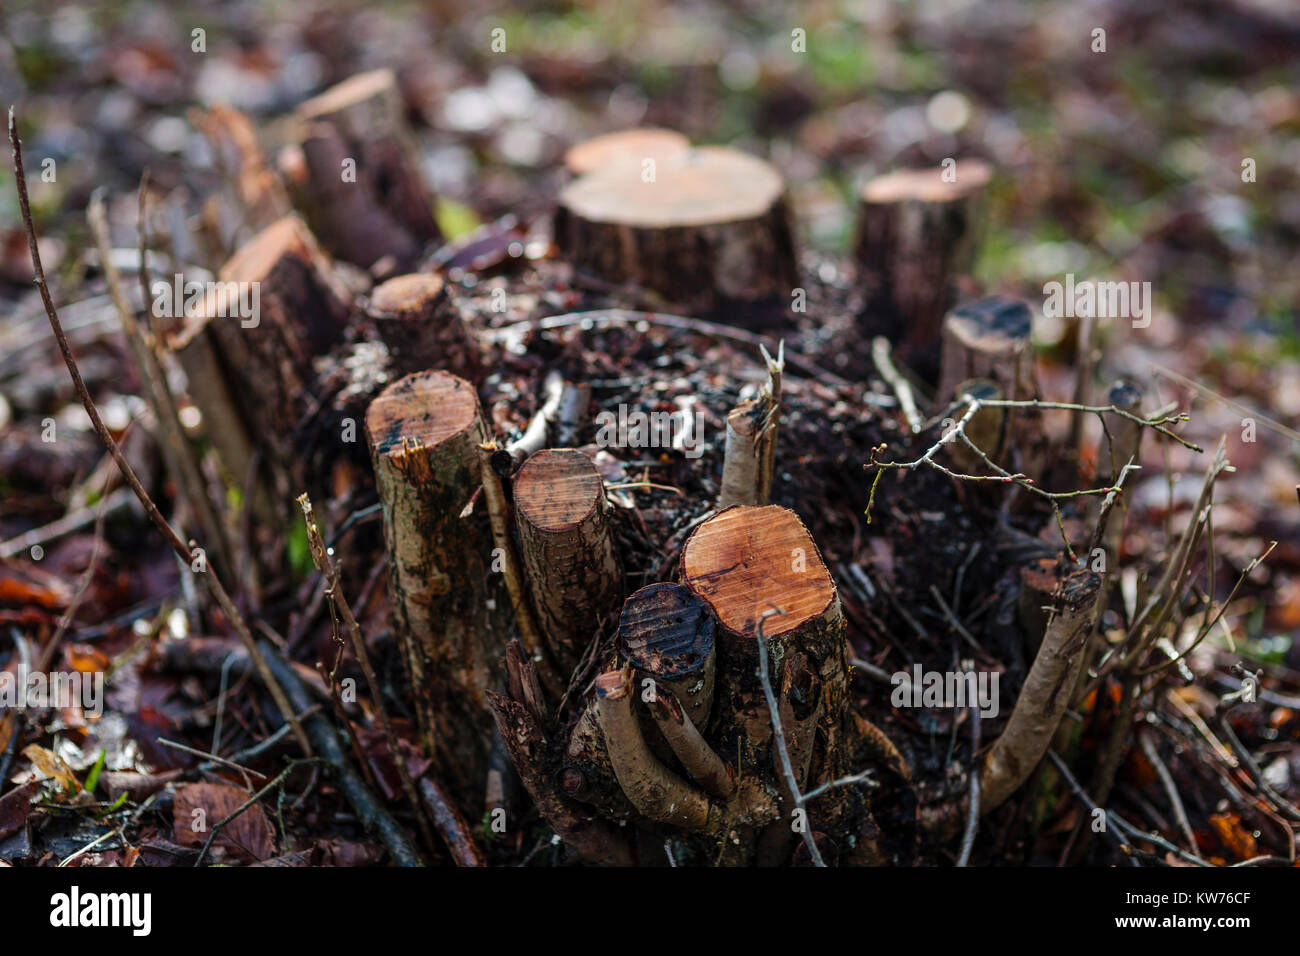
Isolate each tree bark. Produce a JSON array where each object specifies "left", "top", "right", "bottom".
[
  {"left": 980, "top": 567, "right": 1101, "bottom": 813},
  {"left": 187, "top": 214, "right": 352, "bottom": 514},
  {"left": 290, "top": 68, "right": 440, "bottom": 274},
  {"left": 513, "top": 448, "right": 623, "bottom": 676},
  {"left": 853, "top": 160, "right": 992, "bottom": 380},
  {"left": 364, "top": 272, "right": 481, "bottom": 382},
  {"left": 554, "top": 146, "right": 798, "bottom": 317},
  {"left": 364, "top": 369, "right": 511, "bottom": 808}
]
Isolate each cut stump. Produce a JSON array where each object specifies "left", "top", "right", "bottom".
[{"left": 555, "top": 146, "right": 798, "bottom": 317}]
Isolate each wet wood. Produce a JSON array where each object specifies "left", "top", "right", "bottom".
[{"left": 937, "top": 296, "right": 1035, "bottom": 406}]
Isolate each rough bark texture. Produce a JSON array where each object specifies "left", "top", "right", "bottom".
[
  {"left": 980, "top": 567, "right": 1101, "bottom": 813},
  {"left": 364, "top": 272, "right": 482, "bottom": 381},
  {"left": 512, "top": 448, "right": 622, "bottom": 676},
  {"left": 937, "top": 296, "right": 1035, "bottom": 406},
  {"left": 365, "top": 369, "right": 511, "bottom": 808},
  {"left": 563, "top": 127, "right": 691, "bottom": 177},
  {"left": 554, "top": 146, "right": 798, "bottom": 318},
  {"left": 854, "top": 160, "right": 992, "bottom": 381},
  {"left": 290, "top": 68, "right": 441, "bottom": 274},
  {"left": 186, "top": 214, "right": 352, "bottom": 514}
]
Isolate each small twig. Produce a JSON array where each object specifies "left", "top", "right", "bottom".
[
  {"left": 871, "top": 336, "right": 922, "bottom": 433},
  {"left": 298, "top": 494, "right": 438, "bottom": 853},
  {"left": 194, "top": 757, "right": 323, "bottom": 866}
]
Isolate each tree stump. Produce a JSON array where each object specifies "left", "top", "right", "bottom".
[
  {"left": 554, "top": 146, "right": 798, "bottom": 318},
  {"left": 563, "top": 127, "right": 691, "bottom": 177},
  {"left": 364, "top": 272, "right": 481, "bottom": 382},
  {"left": 364, "top": 369, "right": 511, "bottom": 806},
  {"left": 937, "top": 296, "right": 1034, "bottom": 406},
  {"left": 512, "top": 448, "right": 623, "bottom": 676},
  {"left": 292, "top": 69, "right": 441, "bottom": 274},
  {"left": 853, "top": 160, "right": 992, "bottom": 380},
  {"left": 185, "top": 214, "right": 352, "bottom": 512},
  {"left": 496, "top": 505, "right": 878, "bottom": 865}
]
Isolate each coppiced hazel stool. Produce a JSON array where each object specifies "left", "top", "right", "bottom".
[
  {"left": 854, "top": 159, "right": 993, "bottom": 379},
  {"left": 512, "top": 448, "right": 622, "bottom": 676},
  {"left": 554, "top": 146, "right": 798, "bottom": 316},
  {"left": 177, "top": 214, "right": 351, "bottom": 512},
  {"left": 289, "top": 68, "right": 441, "bottom": 274},
  {"left": 508, "top": 505, "right": 885, "bottom": 865},
  {"left": 365, "top": 369, "right": 511, "bottom": 808},
  {"left": 562, "top": 127, "right": 691, "bottom": 177},
  {"left": 364, "top": 272, "right": 482, "bottom": 382}
]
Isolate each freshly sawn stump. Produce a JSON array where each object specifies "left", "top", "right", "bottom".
[
  {"left": 854, "top": 159, "right": 992, "bottom": 378},
  {"left": 365, "top": 369, "right": 511, "bottom": 805},
  {"left": 512, "top": 448, "right": 623, "bottom": 676},
  {"left": 554, "top": 146, "right": 798, "bottom": 316}
]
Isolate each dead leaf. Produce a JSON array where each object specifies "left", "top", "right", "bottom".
[
  {"left": 65, "top": 643, "right": 110, "bottom": 675},
  {"left": 21, "top": 744, "right": 81, "bottom": 799},
  {"left": 172, "top": 782, "right": 275, "bottom": 861},
  {"left": 1208, "top": 812, "right": 1258, "bottom": 861}
]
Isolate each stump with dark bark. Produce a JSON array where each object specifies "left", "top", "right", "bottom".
[
  {"left": 290, "top": 69, "right": 441, "bottom": 274},
  {"left": 364, "top": 272, "right": 481, "bottom": 382},
  {"left": 937, "top": 296, "right": 1034, "bottom": 406},
  {"left": 180, "top": 214, "right": 352, "bottom": 512},
  {"left": 854, "top": 160, "right": 992, "bottom": 380},
  {"left": 512, "top": 448, "right": 623, "bottom": 676},
  {"left": 365, "top": 369, "right": 512, "bottom": 807},
  {"left": 554, "top": 146, "right": 798, "bottom": 318}
]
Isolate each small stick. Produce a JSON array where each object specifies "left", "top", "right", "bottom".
[
  {"left": 872, "top": 336, "right": 923, "bottom": 433},
  {"left": 298, "top": 494, "right": 438, "bottom": 854}
]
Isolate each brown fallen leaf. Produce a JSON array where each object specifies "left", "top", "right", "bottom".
[
  {"left": 65, "top": 643, "right": 111, "bottom": 675},
  {"left": 172, "top": 782, "right": 276, "bottom": 862},
  {"left": 0, "top": 780, "right": 41, "bottom": 840},
  {"left": 1208, "top": 812, "right": 1258, "bottom": 862}
]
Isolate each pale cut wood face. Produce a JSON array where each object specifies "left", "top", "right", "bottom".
[
  {"left": 365, "top": 370, "right": 479, "bottom": 457},
  {"left": 861, "top": 159, "right": 992, "bottom": 204},
  {"left": 370, "top": 273, "right": 444, "bottom": 314},
  {"left": 514, "top": 448, "right": 603, "bottom": 531},
  {"left": 218, "top": 215, "right": 312, "bottom": 283},
  {"left": 682, "top": 505, "right": 835, "bottom": 638},
  {"left": 564, "top": 128, "right": 691, "bottom": 177},
  {"left": 560, "top": 146, "right": 785, "bottom": 229},
  {"left": 296, "top": 68, "right": 396, "bottom": 120}
]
